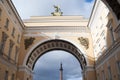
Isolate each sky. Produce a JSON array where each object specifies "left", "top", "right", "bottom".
[
  {"left": 33, "top": 50, "right": 82, "bottom": 80},
  {"left": 11, "top": 0, "right": 95, "bottom": 19}
]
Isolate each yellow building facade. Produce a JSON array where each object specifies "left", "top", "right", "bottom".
[
  {"left": 0, "top": 0, "right": 24, "bottom": 80},
  {"left": 88, "top": 0, "right": 120, "bottom": 80},
  {"left": 0, "top": 0, "right": 120, "bottom": 80}
]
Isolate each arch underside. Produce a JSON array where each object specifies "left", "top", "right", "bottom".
[{"left": 26, "top": 39, "right": 87, "bottom": 70}]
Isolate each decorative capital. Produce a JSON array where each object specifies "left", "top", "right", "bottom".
[
  {"left": 78, "top": 37, "right": 89, "bottom": 49},
  {"left": 24, "top": 37, "right": 35, "bottom": 50}
]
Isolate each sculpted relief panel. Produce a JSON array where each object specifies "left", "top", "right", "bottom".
[
  {"left": 24, "top": 37, "right": 35, "bottom": 50},
  {"left": 78, "top": 37, "right": 89, "bottom": 49}
]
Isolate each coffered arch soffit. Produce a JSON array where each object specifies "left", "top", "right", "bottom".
[{"left": 25, "top": 39, "right": 87, "bottom": 70}]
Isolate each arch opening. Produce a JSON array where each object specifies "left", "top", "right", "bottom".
[
  {"left": 33, "top": 50, "right": 83, "bottom": 80},
  {"left": 26, "top": 39, "right": 87, "bottom": 70}
]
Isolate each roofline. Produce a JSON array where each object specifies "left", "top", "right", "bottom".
[
  {"left": 87, "top": 0, "right": 97, "bottom": 27},
  {"left": 7, "top": 0, "right": 25, "bottom": 30}
]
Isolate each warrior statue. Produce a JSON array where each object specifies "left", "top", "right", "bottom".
[{"left": 51, "top": 5, "right": 63, "bottom": 16}]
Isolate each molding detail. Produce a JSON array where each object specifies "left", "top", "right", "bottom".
[
  {"left": 18, "top": 65, "right": 32, "bottom": 75},
  {"left": 78, "top": 37, "right": 89, "bottom": 49},
  {"left": 24, "top": 37, "right": 35, "bottom": 50}
]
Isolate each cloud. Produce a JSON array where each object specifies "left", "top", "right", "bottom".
[
  {"left": 12, "top": 0, "right": 95, "bottom": 19},
  {"left": 67, "top": 77, "right": 83, "bottom": 80},
  {"left": 83, "top": 0, "right": 95, "bottom": 18},
  {"left": 33, "top": 50, "right": 82, "bottom": 80},
  {"left": 85, "top": 0, "right": 94, "bottom": 2}
]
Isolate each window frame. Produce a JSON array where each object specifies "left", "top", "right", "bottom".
[{"left": 4, "top": 18, "right": 9, "bottom": 30}]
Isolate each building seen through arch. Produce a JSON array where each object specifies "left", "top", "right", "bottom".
[{"left": 0, "top": 0, "right": 120, "bottom": 80}]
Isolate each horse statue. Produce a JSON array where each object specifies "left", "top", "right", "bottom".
[{"left": 51, "top": 5, "right": 63, "bottom": 16}]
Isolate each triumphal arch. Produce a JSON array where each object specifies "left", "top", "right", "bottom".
[
  {"left": 18, "top": 16, "right": 95, "bottom": 80},
  {"left": 0, "top": 0, "right": 120, "bottom": 80}
]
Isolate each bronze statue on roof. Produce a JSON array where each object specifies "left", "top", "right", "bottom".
[{"left": 51, "top": 5, "right": 63, "bottom": 16}]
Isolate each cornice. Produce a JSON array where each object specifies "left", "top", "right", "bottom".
[
  {"left": 88, "top": 0, "right": 103, "bottom": 28},
  {"left": 23, "top": 16, "right": 88, "bottom": 23},
  {"left": 24, "top": 20, "right": 88, "bottom": 23},
  {"left": 28, "top": 16, "right": 88, "bottom": 20},
  {"left": 24, "top": 26, "right": 90, "bottom": 33},
  {"left": 18, "top": 65, "right": 33, "bottom": 75},
  {"left": 24, "top": 33, "right": 90, "bottom": 37},
  {"left": 6, "top": 0, "right": 25, "bottom": 30}
]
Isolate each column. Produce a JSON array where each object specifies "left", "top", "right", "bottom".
[{"left": 60, "top": 63, "right": 63, "bottom": 80}]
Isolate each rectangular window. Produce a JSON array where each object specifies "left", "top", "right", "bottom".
[
  {"left": 15, "top": 46, "right": 19, "bottom": 63},
  {"left": 107, "top": 19, "right": 115, "bottom": 43},
  {"left": 17, "top": 34, "right": 20, "bottom": 43},
  {"left": 118, "top": 29, "right": 120, "bottom": 37},
  {"left": 100, "top": 30, "right": 105, "bottom": 36},
  {"left": 0, "top": 32, "right": 8, "bottom": 55},
  {"left": 117, "top": 61, "right": 120, "bottom": 79},
  {"left": 0, "top": 8, "right": 1, "bottom": 29},
  {"left": 109, "top": 25, "right": 114, "bottom": 43},
  {"left": 8, "top": 40, "right": 14, "bottom": 60},
  {"left": 117, "top": 61, "right": 120, "bottom": 72},
  {"left": 97, "top": 73, "right": 100, "bottom": 80},
  {"left": 108, "top": 66, "right": 112, "bottom": 80},
  {"left": 102, "top": 70, "right": 105, "bottom": 80},
  {"left": 96, "top": 38, "right": 100, "bottom": 43},
  {"left": 11, "top": 74, "right": 14, "bottom": 80},
  {"left": 12, "top": 28, "right": 15, "bottom": 38},
  {"left": 1, "top": 0, "right": 4, "bottom": 3},
  {"left": 4, "top": 71, "right": 8, "bottom": 80},
  {"left": 0, "top": 8, "right": 2, "bottom": 19},
  {"left": 96, "top": 33, "right": 99, "bottom": 37},
  {"left": 4, "top": 18, "right": 9, "bottom": 30},
  {"left": 100, "top": 24, "right": 104, "bottom": 29}
]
